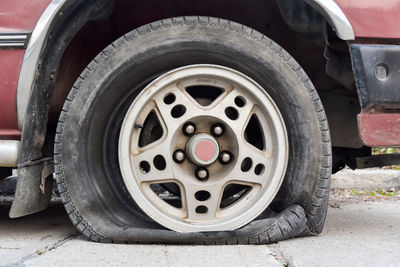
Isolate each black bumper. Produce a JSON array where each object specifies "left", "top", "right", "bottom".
[{"left": 350, "top": 44, "right": 400, "bottom": 109}]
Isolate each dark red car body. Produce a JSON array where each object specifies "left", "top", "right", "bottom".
[
  {"left": 0, "top": 0, "right": 399, "bottom": 218},
  {"left": 2, "top": 0, "right": 400, "bottom": 143}
]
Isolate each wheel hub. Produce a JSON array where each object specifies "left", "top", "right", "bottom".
[{"left": 186, "top": 133, "right": 219, "bottom": 166}]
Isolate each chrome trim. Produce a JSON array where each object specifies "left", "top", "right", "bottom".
[
  {"left": 305, "top": 0, "right": 355, "bottom": 40},
  {"left": 16, "top": 0, "right": 68, "bottom": 129},
  {"left": 0, "top": 33, "right": 29, "bottom": 48},
  {"left": 0, "top": 140, "right": 20, "bottom": 167}
]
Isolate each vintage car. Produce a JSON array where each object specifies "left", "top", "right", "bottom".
[{"left": 0, "top": 0, "right": 399, "bottom": 243}]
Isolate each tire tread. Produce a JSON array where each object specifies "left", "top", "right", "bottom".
[{"left": 54, "top": 16, "right": 331, "bottom": 243}]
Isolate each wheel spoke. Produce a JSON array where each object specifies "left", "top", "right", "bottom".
[
  {"left": 202, "top": 186, "right": 224, "bottom": 219},
  {"left": 151, "top": 97, "right": 179, "bottom": 133},
  {"left": 229, "top": 165, "right": 265, "bottom": 185},
  {"left": 211, "top": 89, "right": 255, "bottom": 133},
  {"left": 135, "top": 166, "right": 175, "bottom": 183},
  {"left": 228, "top": 143, "right": 272, "bottom": 185},
  {"left": 132, "top": 140, "right": 175, "bottom": 183},
  {"left": 153, "top": 86, "right": 204, "bottom": 127},
  {"left": 241, "top": 142, "right": 272, "bottom": 164},
  {"left": 183, "top": 182, "right": 223, "bottom": 220}
]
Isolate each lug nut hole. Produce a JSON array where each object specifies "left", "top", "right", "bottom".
[
  {"left": 254, "top": 164, "right": 265, "bottom": 175},
  {"left": 195, "top": 190, "right": 211, "bottom": 201},
  {"left": 241, "top": 157, "right": 253, "bottom": 172},
  {"left": 211, "top": 124, "right": 224, "bottom": 137},
  {"left": 173, "top": 150, "right": 185, "bottom": 163},
  {"left": 234, "top": 96, "right": 246, "bottom": 107},
  {"left": 163, "top": 93, "right": 176, "bottom": 105},
  {"left": 139, "top": 161, "right": 151, "bottom": 174},
  {"left": 171, "top": 105, "right": 186, "bottom": 118},
  {"left": 153, "top": 155, "right": 166, "bottom": 170},
  {"left": 183, "top": 123, "right": 196, "bottom": 136},
  {"left": 225, "top": 107, "right": 239, "bottom": 120},
  {"left": 195, "top": 205, "right": 208, "bottom": 214},
  {"left": 195, "top": 168, "right": 209, "bottom": 181},
  {"left": 219, "top": 151, "right": 232, "bottom": 164}
]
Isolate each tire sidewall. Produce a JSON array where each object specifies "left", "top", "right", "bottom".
[{"left": 59, "top": 19, "right": 324, "bottom": 238}]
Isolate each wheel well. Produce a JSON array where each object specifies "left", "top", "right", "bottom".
[
  {"left": 20, "top": 0, "right": 358, "bottom": 162},
  {"left": 46, "top": 0, "right": 356, "bottom": 136}
]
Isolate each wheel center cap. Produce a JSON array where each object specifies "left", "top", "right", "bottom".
[{"left": 186, "top": 133, "right": 219, "bottom": 166}]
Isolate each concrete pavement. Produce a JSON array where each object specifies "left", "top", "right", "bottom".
[
  {"left": 331, "top": 168, "right": 400, "bottom": 190},
  {"left": 277, "top": 201, "right": 400, "bottom": 267},
  {"left": 0, "top": 169, "right": 399, "bottom": 267},
  {"left": 0, "top": 207, "right": 76, "bottom": 266}
]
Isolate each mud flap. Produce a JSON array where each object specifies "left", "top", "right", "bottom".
[
  {"left": 9, "top": 159, "right": 53, "bottom": 218},
  {"left": 9, "top": 0, "right": 114, "bottom": 219}
]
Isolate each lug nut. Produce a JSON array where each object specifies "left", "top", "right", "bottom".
[
  {"left": 212, "top": 124, "right": 224, "bottom": 137},
  {"left": 219, "top": 151, "right": 232, "bottom": 164},
  {"left": 183, "top": 123, "right": 196, "bottom": 136},
  {"left": 195, "top": 168, "right": 209, "bottom": 181},
  {"left": 173, "top": 150, "right": 186, "bottom": 163}
]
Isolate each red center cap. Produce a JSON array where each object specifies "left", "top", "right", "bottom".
[
  {"left": 186, "top": 134, "right": 219, "bottom": 166},
  {"left": 195, "top": 139, "right": 217, "bottom": 162}
]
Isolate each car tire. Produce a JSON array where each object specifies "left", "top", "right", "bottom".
[{"left": 55, "top": 16, "right": 331, "bottom": 243}]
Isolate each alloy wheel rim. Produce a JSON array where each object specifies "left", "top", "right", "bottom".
[{"left": 119, "top": 64, "right": 288, "bottom": 232}]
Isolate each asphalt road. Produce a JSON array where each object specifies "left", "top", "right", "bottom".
[{"left": 0, "top": 169, "right": 399, "bottom": 267}]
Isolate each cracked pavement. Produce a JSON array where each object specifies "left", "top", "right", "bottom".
[{"left": 1, "top": 169, "right": 399, "bottom": 267}]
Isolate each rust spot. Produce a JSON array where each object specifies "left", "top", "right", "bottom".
[{"left": 358, "top": 111, "right": 400, "bottom": 146}]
